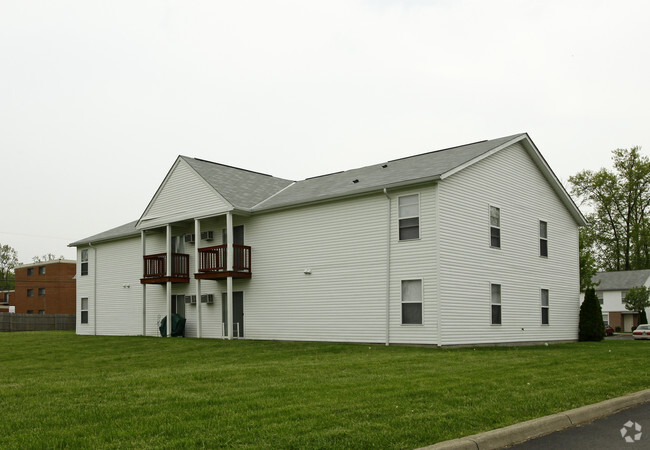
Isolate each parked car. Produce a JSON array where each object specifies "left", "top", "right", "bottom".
[
  {"left": 605, "top": 325, "right": 614, "bottom": 336},
  {"left": 632, "top": 324, "right": 650, "bottom": 340}
]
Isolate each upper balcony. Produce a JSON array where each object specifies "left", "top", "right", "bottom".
[
  {"left": 195, "top": 244, "right": 252, "bottom": 280},
  {"left": 141, "top": 253, "right": 190, "bottom": 284}
]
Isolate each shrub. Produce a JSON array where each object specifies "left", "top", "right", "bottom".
[
  {"left": 579, "top": 287, "right": 605, "bottom": 341},
  {"left": 615, "top": 326, "right": 621, "bottom": 332}
]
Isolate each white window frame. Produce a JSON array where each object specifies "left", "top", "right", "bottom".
[
  {"left": 81, "top": 298, "right": 89, "bottom": 324},
  {"left": 489, "top": 205, "right": 501, "bottom": 249},
  {"left": 490, "top": 283, "right": 502, "bottom": 325},
  {"left": 398, "top": 194, "right": 420, "bottom": 241},
  {"left": 401, "top": 279, "right": 423, "bottom": 325},
  {"left": 621, "top": 290, "right": 628, "bottom": 303},
  {"left": 541, "top": 289, "right": 549, "bottom": 325},
  {"left": 81, "top": 249, "right": 89, "bottom": 276},
  {"left": 602, "top": 313, "right": 609, "bottom": 327},
  {"left": 539, "top": 220, "right": 548, "bottom": 257}
]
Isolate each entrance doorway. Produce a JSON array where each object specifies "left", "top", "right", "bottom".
[
  {"left": 171, "top": 294, "right": 185, "bottom": 317},
  {"left": 221, "top": 292, "right": 243, "bottom": 338}
]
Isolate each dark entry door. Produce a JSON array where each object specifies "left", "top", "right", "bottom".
[
  {"left": 221, "top": 292, "right": 244, "bottom": 338},
  {"left": 222, "top": 225, "right": 244, "bottom": 245}
]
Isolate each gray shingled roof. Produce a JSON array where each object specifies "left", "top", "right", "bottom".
[
  {"left": 71, "top": 132, "right": 558, "bottom": 247},
  {"left": 253, "top": 134, "right": 525, "bottom": 211},
  {"left": 593, "top": 270, "right": 650, "bottom": 291},
  {"left": 69, "top": 220, "right": 139, "bottom": 246},
  {"left": 181, "top": 156, "right": 294, "bottom": 209}
]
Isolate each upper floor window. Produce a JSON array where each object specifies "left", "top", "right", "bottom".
[
  {"left": 539, "top": 221, "right": 548, "bottom": 257},
  {"left": 491, "top": 283, "right": 501, "bottom": 325},
  {"left": 621, "top": 290, "right": 628, "bottom": 303},
  {"left": 401, "top": 279, "right": 423, "bottom": 324},
  {"left": 39, "top": 266, "right": 46, "bottom": 275},
  {"left": 489, "top": 206, "right": 501, "bottom": 248},
  {"left": 38, "top": 310, "right": 45, "bottom": 315},
  {"left": 398, "top": 194, "right": 420, "bottom": 240},
  {"left": 81, "top": 249, "right": 89, "bottom": 276},
  {"left": 27, "top": 268, "right": 34, "bottom": 276},
  {"left": 38, "top": 288, "right": 45, "bottom": 297},
  {"left": 27, "top": 289, "right": 34, "bottom": 297},
  {"left": 596, "top": 291, "right": 604, "bottom": 305},
  {"left": 541, "top": 289, "right": 549, "bottom": 325}
]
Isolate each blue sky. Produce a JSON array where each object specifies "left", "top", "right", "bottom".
[{"left": 1, "top": 0, "right": 649, "bottom": 263}]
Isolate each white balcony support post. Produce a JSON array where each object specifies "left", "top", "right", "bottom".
[
  {"left": 226, "top": 212, "right": 234, "bottom": 340},
  {"left": 166, "top": 225, "right": 172, "bottom": 337},
  {"left": 226, "top": 212, "right": 234, "bottom": 271},
  {"left": 141, "top": 230, "right": 147, "bottom": 336},
  {"left": 194, "top": 218, "right": 202, "bottom": 338},
  {"left": 227, "top": 276, "right": 233, "bottom": 340},
  {"left": 166, "top": 224, "right": 172, "bottom": 277}
]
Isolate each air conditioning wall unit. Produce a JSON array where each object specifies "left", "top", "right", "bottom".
[
  {"left": 201, "top": 294, "right": 214, "bottom": 304},
  {"left": 201, "top": 231, "right": 214, "bottom": 241},
  {"left": 184, "top": 234, "right": 195, "bottom": 243},
  {"left": 184, "top": 295, "right": 197, "bottom": 304}
]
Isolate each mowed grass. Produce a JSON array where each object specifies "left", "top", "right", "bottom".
[{"left": 0, "top": 333, "right": 649, "bottom": 449}]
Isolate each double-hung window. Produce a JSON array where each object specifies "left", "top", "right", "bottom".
[
  {"left": 541, "top": 289, "right": 549, "bottom": 325},
  {"left": 81, "top": 249, "right": 89, "bottom": 276},
  {"left": 491, "top": 283, "right": 501, "bottom": 325},
  {"left": 27, "top": 268, "right": 34, "bottom": 276},
  {"left": 490, "top": 206, "right": 501, "bottom": 248},
  {"left": 81, "top": 298, "right": 89, "bottom": 324},
  {"left": 539, "top": 221, "right": 548, "bottom": 257},
  {"left": 401, "top": 279, "right": 423, "bottom": 324},
  {"left": 39, "top": 266, "right": 46, "bottom": 275},
  {"left": 27, "top": 289, "right": 34, "bottom": 298},
  {"left": 38, "top": 288, "right": 45, "bottom": 297},
  {"left": 398, "top": 195, "right": 420, "bottom": 240}
]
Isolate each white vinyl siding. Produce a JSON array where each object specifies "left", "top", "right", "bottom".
[
  {"left": 139, "top": 159, "right": 232, "bottom": 229},
  {"left": 439, "top": 142, "right": 580, "bottom": 345}
]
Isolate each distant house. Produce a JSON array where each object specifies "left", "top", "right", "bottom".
[
  {"left": 11, "top": 260, "right": 76, "bottom": 315},
  {"left": 70, "top": 133, "right": 587, "bottom": 346},
  {"left": 589, "top": 270, "right": 650, "bottom": 332}
]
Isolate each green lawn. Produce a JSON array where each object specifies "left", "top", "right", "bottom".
[{"left": 0, "top": 333, "right": 648, "bottom": 449}]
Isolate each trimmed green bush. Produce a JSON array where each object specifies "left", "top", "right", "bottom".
[{"left": 579, "top": 287, "right": 605, "bottom": 341}]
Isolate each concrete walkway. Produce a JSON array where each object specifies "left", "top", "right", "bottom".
[{"left": 419, "top": 388, "right": 650, "bottom": 450}]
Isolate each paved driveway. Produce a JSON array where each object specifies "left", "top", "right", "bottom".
[
  {"left": 508, "top": 401, "right": 650, "bottom": 449},
  {"left": 606, "top": 334, "right": 633, "bottom": 340}
]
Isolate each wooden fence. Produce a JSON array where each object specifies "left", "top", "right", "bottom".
[{"left": 0, "top": 313, "right": 76, "bottom": 332}]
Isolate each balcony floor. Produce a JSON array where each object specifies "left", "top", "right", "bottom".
[
  {"left": 140, "top": 276, "right": 190, "bottom": 285},
  {"left": 194, "top": 271, "right": 252, "bottom": 280}
]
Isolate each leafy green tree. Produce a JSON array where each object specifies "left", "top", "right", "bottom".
[
  {"left": 624, "top": 286, "right": 650, "bottom": 325},
  {"left": 579, "top": 227, "right": 599, "bottom": 290},
  {"left": 570, "top": 147, "right": 650, "bottom": 271},
  {"left": 0, "top": 244, "right": 19, "bottom": 290},
  {"left": 579, "top": 287, "right": 605, "bottom": 341},
  {"left": 32, "top": 253, "right": 65, "bottom": 263}
]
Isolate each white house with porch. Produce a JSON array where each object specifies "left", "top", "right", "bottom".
[{"left": 70, "top": 133, "right": 586, "bottom": 346}]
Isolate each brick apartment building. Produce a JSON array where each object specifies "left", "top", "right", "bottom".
[{"left": 11, "top": 260, "right": 76, "bottom": 314}]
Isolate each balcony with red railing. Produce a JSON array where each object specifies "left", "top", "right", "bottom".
[
  {"left": 195, "top": 244, "right": 252, "bottom": 280},
  {"left": 141, "top": 253, "right": 190, "bottom": 284}
]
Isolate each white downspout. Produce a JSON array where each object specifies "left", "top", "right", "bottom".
[
  {"left": 89, "top": 242, "right": 97, "bottom": 336},
  {"left": 383, "top": 188, "right": 391, "bottom": 346}
]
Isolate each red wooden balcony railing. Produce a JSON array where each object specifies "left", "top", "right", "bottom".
[
  {"left": 143, "top": 253, "right": 190, "bottom": 279},
  {"left": 198, "top": 244, "right": 251, "bottom": 273}
]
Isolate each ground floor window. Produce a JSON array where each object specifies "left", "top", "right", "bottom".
[
  {"left": 541, "top": 289, "right": 549, "bottom": 325},
  {"left": 401, "top": 279, "right": 422, "bottom": 324},
  {"left": 81, "top": 298, "right": 89, "bottom": 324},
  {"left": 602, "top": 313, "right": 609, "bottom": 326},
  {"left": 491, "top": 284, "right": 501, "bottom": 325}
]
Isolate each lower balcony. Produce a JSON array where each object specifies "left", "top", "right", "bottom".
[
  {"left": 141, "top": 253, "right": 190, "bottom": 284},
  {"left": 195, "top": 244, "right": 252, "bottom": 280}
]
